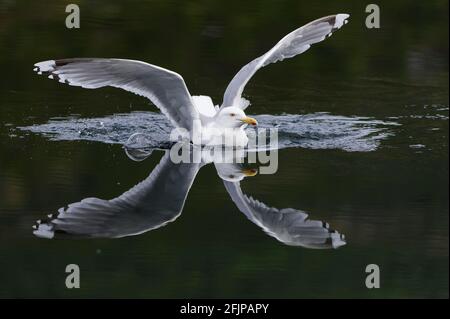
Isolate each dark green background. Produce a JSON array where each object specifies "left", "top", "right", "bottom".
[{"left": 0, "top": 0, "right": 448, "bottom": 298}]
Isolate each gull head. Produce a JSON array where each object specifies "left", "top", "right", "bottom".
[
  {"left": 215, "top": 107, "right": 258, "bottom": 128},
  {"left": 215, "top": 163, "right": 258, "bottom": 182}
]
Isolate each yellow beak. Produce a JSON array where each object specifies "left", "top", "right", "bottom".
[
  {"left": 242, "top": 168, "right": 258, "bottom": 177},
  {"left": 241, "top": 116, "right": 258, "bottom": 126}
]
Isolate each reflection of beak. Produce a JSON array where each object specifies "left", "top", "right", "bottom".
[
  {"left": 242, "top": 168, "right": 258, "bottom": 177},
  {"left": 241, "top": 116, "right": 258, "bottom": 126}
]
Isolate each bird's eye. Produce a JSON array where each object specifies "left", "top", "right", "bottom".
[
  {"left": 229, "top": 174, "right": 235, "bottom": 178},
  {"left": 230, "top": 113, "right": 235, "bottom": 117}
]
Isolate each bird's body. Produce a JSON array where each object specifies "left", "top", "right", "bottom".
[
  {"left": 34, "top": 14, "right": 350, "bottom": 147},
  {"left": 190, "top": 95, "right": 251, "bottom": 146},
  {"left": 197, "top": 124, "right": 250, "bottom": 147}
]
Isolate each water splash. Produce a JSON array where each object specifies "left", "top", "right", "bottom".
[{"left": 16, "top": 111, "right": 398, "bottom": 152}]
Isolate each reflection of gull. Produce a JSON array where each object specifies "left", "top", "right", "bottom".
[
  {"left": 34, "top": 152, "right": 202, "bottom": 238},
  {"left": 222, "top": 180, "right": 346, "bottom": 249},
  {"left": 33, "top": 14, "right": 349, "bottom": 146},
  {"left": 33, "top": 149, "right": 345, "bottom": 249}
]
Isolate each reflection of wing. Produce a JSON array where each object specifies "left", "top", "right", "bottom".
[
  {"left": 33, "top": 152, "right": 202, "bottom": 239},
  {"left": 221, "top": 14, "right": 349, "bottom": 109},
  {"left": 223, "top": 181, "right": 346, "bottom": 249},
  {"left": 34, "top": 58, "right": 199, "bottom": 131}
]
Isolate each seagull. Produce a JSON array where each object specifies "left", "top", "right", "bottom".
[{"left": 33, "top": 14, "right": 349, "bottom": 147}]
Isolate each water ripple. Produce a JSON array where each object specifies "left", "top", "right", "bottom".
[{"left": 15, "top": 111, "right": 398, "bottom": 152}]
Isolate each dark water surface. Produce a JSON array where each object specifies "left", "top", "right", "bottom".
[{"left": 0, "top": 0, "right": 448, "bottom": 298}]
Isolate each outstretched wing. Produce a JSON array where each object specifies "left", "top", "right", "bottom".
[
  {"left": 221, "top": 14, "right": 350, "bottom": 109},
  {"left": 223, "top": 181, "right": 346, "bottom": 249},
  {"left": 34, "top": 58, "right": 199, "bottom": 131},
  {"left": 33, "top": 151, "right": 202, "bottom": 239}
]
